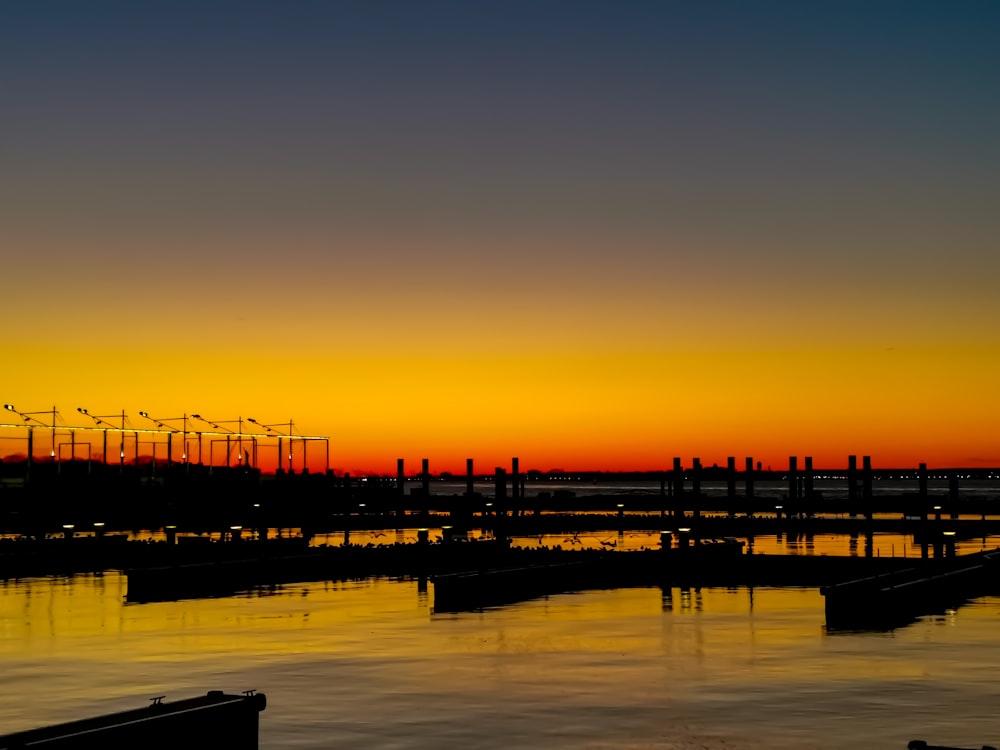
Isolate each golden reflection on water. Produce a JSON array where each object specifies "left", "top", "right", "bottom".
[
  {"left": 4, "top": 574, "right": 1000, "bottom": 748},
  {"left": 0, "top": 575, "right": 425, "bottom": 660},
  {"left": 21, "top": 524, "right": 1000, "bottom": 561}
]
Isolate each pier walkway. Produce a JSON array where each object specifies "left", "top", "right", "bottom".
[{"left": 0, "top": 690, "right": 266, "bottom": 750}]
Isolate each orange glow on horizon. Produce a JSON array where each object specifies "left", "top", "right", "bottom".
[{"left": 3, "top": 318, "right": 998, "bottom": 474}]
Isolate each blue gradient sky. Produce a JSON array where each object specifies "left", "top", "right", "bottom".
[{"left": 3, "top": 1, "right": 999, "bottom": 472}]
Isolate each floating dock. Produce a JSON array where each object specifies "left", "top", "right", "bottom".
[
  {"left": 433, "top": 561, "right": 600, "bottom": 611},
  {"left": 0, "top": 690, "right": 266, "bottom": 749},
  {"left": 822, "top": 549, "right": 1000, "bottom": 630},
  {"left": 431, "top": 541, "right": 751, "bottom": 612}
]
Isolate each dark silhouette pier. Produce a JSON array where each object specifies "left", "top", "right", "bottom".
[
  {"left": 822, "top": 548, "right": 1000, "bottom": 630},
  {"left": 3, "top": 429, "right": 1000, "bottom": 628},
  {"left": 2, "top": 450, "right": 998, "bottom": 538},
  {"left": 0, "top": 690, "right": 266, "bottom": 749}
]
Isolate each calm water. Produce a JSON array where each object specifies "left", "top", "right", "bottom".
[{"left": 3, "top": 573, "right": 1000, "bottom": 749}]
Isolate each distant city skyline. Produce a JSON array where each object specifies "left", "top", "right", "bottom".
[{"left": 3, "top": 1, "right": 998, "bottom": 473}]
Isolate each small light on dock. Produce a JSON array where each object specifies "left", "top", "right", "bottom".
[
  {"left": 62, "top": 524, "right": 74, "bottom": 529},
  {"left": 93, "top": 522, "right": 105, "bottom": 527}
]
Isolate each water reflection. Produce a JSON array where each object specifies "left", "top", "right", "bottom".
[
  {"left": 3, "top": 475, "right": 1000, "bottom": 747},
  {"left": 500, "top": 530, "right": 1000, "bottom": 558},
  {"left": 3, "top": 575, "right": 1000, "bottom": 748},
  {"left": 18, "top": 523, "right": 1000, "bottom": 562}
]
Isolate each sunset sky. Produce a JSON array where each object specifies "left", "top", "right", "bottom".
[{"left": 3, "top": 1, "right": 998, "bottom": 474}]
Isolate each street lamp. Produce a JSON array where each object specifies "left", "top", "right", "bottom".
[
  {"left": 139, "top": 411, "right": 191, "bottom": 467},
  {"left": 247, "top": 417, "right": 294, "bottom": 472},
  {"left": 246, "top": 418, "right": 293, "bottom": 434},
  {"left": 78, "top": 407, "right": 127, "bottom": 468},
  {"left": 191, "top": 414, "right": 247, "bottom": 468},
  {"left": 5, "top": 404, "right": 58, "bottom": 461}
]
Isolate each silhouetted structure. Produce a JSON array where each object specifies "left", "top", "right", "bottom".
[
  {"left": 863, "top": 455, "right": 874, "bottom": 521},
  {"left": 805, "top": 456, "right": 814, "bottom": 500},
  {"left": 788, "top": 456, "right": 798, "bottom": 508},
  {"left": 494, "top": 467, "right": 507, "bottom": 512},
  {"left": 512, "top": 456, "right": 520, "bottom": 506},
  {"left": 692, "top": 457, "right": 702, "bottom": 517},
  {"left": 726, "top": 457, "right": 737, "bottom": 504},
  {"left": 0, "top": 691, "right": 266, "bottom": 750},
  {"left": 848, "top": 455, "right": 858, "bottom": 505},
  {"left": 823, "top": 548, "right": 1000, "bottom": 631}
]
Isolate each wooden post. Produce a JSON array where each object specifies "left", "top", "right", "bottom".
[
  {"left": 848, "top": 455, "right": 858, "bottom": 507},
  {"left": 727, "top": 457, "right": 737, "bottom": 517},
  {"left": 788, "top": 456, "right": 798, "bottom": 506},
  {"left": 863, "top": 456, "right": 873, "bottom": 521}
]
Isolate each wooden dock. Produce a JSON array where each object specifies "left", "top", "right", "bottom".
[
  {"left": 822, "top": 549, "right": 1000, "bottom": 630},
  {"left": 0, "top": 690, "right": 266, "bottom": 749},
  {"left": 433, "top": 561, "right": 602, "bottom": 612}
]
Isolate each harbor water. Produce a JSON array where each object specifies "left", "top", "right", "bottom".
[{"left": 3, "top": 572, "right": 1000, "bottom": 749}]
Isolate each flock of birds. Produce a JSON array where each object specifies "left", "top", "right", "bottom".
[
  {"left": 561, "top": 533, "right": 618, "bottom": 547},
  {"left": 334, "top": 530, "right": 661, "bottom": 547}
]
